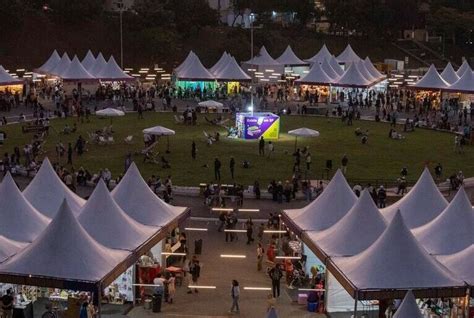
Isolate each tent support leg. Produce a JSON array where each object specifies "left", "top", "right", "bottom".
[
  {"left": 353, "top": 291, "right": 358, "bottom": 318},
  {"left": 97, "top": 285, "right": 102, "bottom": 318}
]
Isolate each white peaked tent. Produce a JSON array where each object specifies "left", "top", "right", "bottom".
[
  {"left": 244, "top": 46, "right": 281, "bottom": 66},
  {"left": 284, "top": 170, "right": 357, "bottom": 232},
  {"left": 0, "top": 66, "right": 22, "bottom": 86},
  {"left": 306, "top": 190, "right": 387, "bottom": 258},
  {"left": 49, "top": 53, "right": 71, "bottom": 77},
  {"left": 329, "top": 55, "right": 344, "bottom": 76},
  {"left": 335, "top": 63, "right": 373, "bottom": 88},
  {"left": 60, "top": 55, "right": 97, "bottom": 81},
  {"left": 456, "top": 60, "right": 472, "bottom": 77},
  {"left": 355, "top": 60, "right": 376, "bottom": 83},
  {"left": 0, "top": 173, "right": 50, "bottom": 242},
  {"left": 23, "top": 157, "right": 85, "bottom": 217},
  {"left": 393, "top": 291, "right": 423, "bottom": 318},
  {"left": 295, "top": 62, "right": 334, "bottom": 85},
  {"left": 436, "top": 245, "right": 474, "bottom": 286},
  {"left": 0, "top": 236, "right": 27, "bottom": 263},
  {"left": 209, "top": 52, "right": 230, "bottom": 75},
  {"left": 89, "top": 53, "right": 108, "bottom": 78},
  {"left": 337, "top": 44, "right": 361, "bottom": 64},
  {"left": 78, "top": 180, "right": 158, "bottom": 251},
  {"left": 412, "top": 187, "right": 474, "bottom": 255},
  {"left": 306, "top": 44, "right": 332, "bottom": 64},
  {"left": 412, "top": 64, "right": 449, "bottom": 90},
  {"left": 330, "top": 211, "right": 464, "bottom": 293},
  {"left": 96, "top": 56, "right": 133, "bottom": 81},
  {"left": 81, "top": 50, "right": 96, "bottom": 71},
  {"left": 321, "top": 59, "right": 341, "bottom": 80},
  {"left": 112, "top": 163, "right": 188, "bottom": 226},
  {"left": 175, "top": 51, "right": 197, "bottom": 74},
  {"left": 381, "top": 168, "right": 448, "bottom": 229},
  {"left": 275, "top": 45, "right": 308, "bottom": 66},
  {"left": 440, "top": 62, "right": 460, "bottom": 85},
  {"left": 0, "top": 200, "right": 129, "bottom": 284},
  {"left": 37, "top": 50, "right": 61, "bottom": 74},
  {"left": 445, "top": 68, "right": 474, "bottom": 94},
  {"left": 214, "top": 57, "right": 252, "bottom": 82},
  {"left": 176, "top": 54, "right": 215, "bottom": 81},
  {"left": 364, "top": 57, "right": 384, "bottom": 80}
]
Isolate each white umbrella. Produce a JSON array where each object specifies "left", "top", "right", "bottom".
[
  {"left": 143, "top": 126, "right": 175, "bottom": 153},
  {"left": 198, "top": 100, "right": 223, "bottom": 109},
  {"left": 288, "top": 127, "right": 320, "bottom": 150},
  {"left": 96, "top": 107, "right": 125, "bottom": 123}
]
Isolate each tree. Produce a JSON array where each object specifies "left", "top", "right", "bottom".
[{"left": 48, "top": 0, "right": 104, "bottom": 24}]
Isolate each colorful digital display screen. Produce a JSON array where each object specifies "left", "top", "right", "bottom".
[{"left": 236, "top": 112, "right": 280, "bottom": 140}]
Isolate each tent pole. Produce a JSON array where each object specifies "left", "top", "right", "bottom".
[
  {"left": 464, "top": 288, "right": 470, "bottom": 318},
  {"left": 353, "top": 291, "right": 358, "bottom": 318},
  {"left": 294, "top": 136, "right": 297, "bottom": 151},
  {"left": 97, "top": 284, "right": 102, "bottom": 318}
]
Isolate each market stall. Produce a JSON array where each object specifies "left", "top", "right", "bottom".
[
  {"left": 411, "top": 64, "right": 450, "bottom": 109},
  {"left": 0, "top": 66, "right": 23, "bottom": 93},
  {"left": 174, "top": 52, "right": 216, "bottom": 93},
  {"left": 212, "top": 56, "right": 251, "bottom": 95},
  {"left": 275, "top": 45, "right": 309, "bottom": 77},
  {"left": 295, "top": 62, "right": 335, "bottom": 104},
  {"left": 241, "top": 46, "right": 284, "bottom": 82}
]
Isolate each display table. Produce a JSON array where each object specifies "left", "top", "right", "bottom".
[{"left": 13, "top": 302, "right": 33, "bottom": 318}]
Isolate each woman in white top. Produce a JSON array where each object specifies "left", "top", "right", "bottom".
[{"left": 229, "top": 280, "right": 240, "bottom": 314}]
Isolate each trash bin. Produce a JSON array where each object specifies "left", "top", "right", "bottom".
[
  {"left": 144, "top": 299, "right": 152, "bottom": 310},
  {"left": 194, "top": 239, "right": 203, "bottom": 255},
  {"left": 152, "top": 294, "right": 162, "bottom": 313}
]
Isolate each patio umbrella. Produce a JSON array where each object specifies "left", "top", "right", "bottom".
[
  {"left": 288, "top": 127, "right": 320, "bottom": 151},
  {"left": 198, "top": 100, "right": 223, "bottom": 108},
  {"left": 142, "top": 126, "right": 175, "bottom": 153},
  {"left": 95, "top": 108, "right": 125, "bottom": 123}
]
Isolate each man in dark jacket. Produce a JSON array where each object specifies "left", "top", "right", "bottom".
[
  {"left": 268, "top": 264, "right": 283, "bottom": 298},
  {"left": 214, "top": 157, "right": 221, "bottom": 181}
]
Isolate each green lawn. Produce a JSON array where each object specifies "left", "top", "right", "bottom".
[{"left": 1, "top": 112, "right": 471, "bottom": 187}]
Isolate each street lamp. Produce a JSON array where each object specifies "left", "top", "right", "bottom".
[
  {"left": 249, "top": 15, "right": 262, "bottom": 114},
  {"left": 116, "top": 0, "right": 124, "bottom": 68}
]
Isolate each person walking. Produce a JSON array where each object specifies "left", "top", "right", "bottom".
[
  {"left": 268, "top": 264, "right": 283, "bottom": 298},
  {"left": 306, "top": 152, "right": 311, "bottom": 170},
  {"left": 214, "top": 157, "right": 221, "bottom": 181},
  {"left": 341, "top": 154, "right": 348, "bottom": 174},
  {"left": 245, "top": 217, "right": 254, "bottom": 244},
  {"left": 188, "top": 258, "right": 201, "bottom": 294},
  {"left": 167, "top": 273, "right": 176, "bottom": 304},
  {"left": 435, "top": 163, "right": 443, "bottom": 181},
  {"left": 230, "top": 157, "right": 235, "bottom": 179},
  {"left": 267, "top": 141, "right": 274, "bottom": 158},
  {"left": 257, "top": 243, "right": 264, "bottom": 271},
  {"left": 67, "top": 143, "right": 73, "bottom": 165},
  {"left": 377, "top": 185, "right": 387, "bottom": 208},
  {"left": 191, "top": 141, "right": 196, "bottom": 160},
  {"left": 259, "top": 136, "right": 265, "bottom": 156},
  {"left": 229, "top": 280, "right": 240, "bottom": 314}
]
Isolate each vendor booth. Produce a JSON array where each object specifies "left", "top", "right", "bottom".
[
  {"left": 275, "top": 45, "right": 309, "bottom": 77},
  {"left": 236, "top": 112, "right": 280, "bottom": 140},
  {"left": 0, "top": 65, "right": 23, "bottom": 93}
]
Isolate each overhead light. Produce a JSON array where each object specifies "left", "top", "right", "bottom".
[
  {"left": 303, "top": 70, "right": 309, "bottom": 73},
  {"left": 224, "top": 229, "right": 246, "bottom": 233},
  {"left": 264, "top": 230, "right": 286, "bottom": 234},
  {"left": 275, "top": 256, "right": 301, "bottom": 260},
  {"left": 124, "top": 68, "right": 134, "bottom": 71},
  {"left": 247, "top": 68, "right": 257, "bottom": 72},
  {"left": 16, "top": 69, "right": 25, "bottom": 72},
  {"left": 244, "top": 287, "right": 271, "bottom": 291},
  {"left": 161, "top": 252, "right": 186, "bottom": 256},
  {"left": 255, "top": 75, "right": 264, "bottom": 78},
  {"left": 238, "top": 209, "right": 259, "bottom": 212},
  {"left": 298, "top": 288, "right": 325, "bottom": 292},
  {"left": 184, "top": 227, "right": 208, "bottom": 232},
  {"left": 139, "top": 70, "right": 148, "bottom": 74},
  {"left": 140, "top": 67, "right": 150, "bottom": 71},
  {"left": 260, "top": 78, "right": 270, "bottom": 81},
  {"left": 211, "top": 208, "right": 234, "bottom": 212},
  {"left": 188, "top": 285, "right": 216, "bottom": 289},
  {"left": 254, "top": 72, "right": 263, "bottom": 75},
  {"left": 220, "top": 254, "right": 246, "bottom": 258},
  {"left": 265, "top": 69, "right": 274, "bottom": 72}
]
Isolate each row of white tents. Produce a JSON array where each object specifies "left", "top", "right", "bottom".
[
  {"left": 413, "top": 61, "right": 474, "bottom": 94},
  {"left": 36, "top": 50, "right": 133, "bottom": 82},
  {"left": 0, "top": 65, "right": 23, "bottom": 87},
  {"left": 0, "top": 158, "right": 188, "bottom": 293},
  {"left": 282, "top": 168, "right": 473, "bottom": 313}
]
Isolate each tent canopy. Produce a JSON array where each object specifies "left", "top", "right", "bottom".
[
  {"left": 0, "top": 173, "right": 50, "bottom": 242},
  {"left": 393, "top": 291, "right": 423, "bottom": 318},
  {"left": 456, "top": 60, "right": 472, "bottom": 77},
  {"left": 329, "top": 55, "right": 344, "bottom": 76},
  {"left": 23, "top": 157, "right": 86, "bottom": 217},
  {"left": 81, "top": 50, "right": 96, "bottom": 71},
  {"left": 355, "top": 60, "right": 376, "bottom": 82},
  {"left": 37, "top": 50, "right": 61, "bottom": 74},
  {"left": 436, "top": 245, "right": 474, "bottom": 286},
  {"left": 0, "top": 66, "right": 22, "bottom": 86},
  {"left": 61, "top": 55, "right": 97, "bottom": 82},
  {"left": 49, "top": 53, "right": 71, "bottom": 77},
  {"left": 78, "top": 180, "right": 158, "bottom": 251},
  {"left": 96, "top": 108, "right": 125, "bottom": 117},
  {"left": 412, "top": 64, "right": 449, "bottom": 91},
  {"left": 334, "top": 63, "right": 373, "bottom": 88},
  {"left": 0, "top": 236, "right": 27, "bottom": 264},
  {"left": 306, "top": 44, "right": 332, "bottom": 64},
  {"left": 89, "top": 53, "right": 108, "bottom": 78},
  {"left": 364, "top": 57, "right": 384, "bottom": 80},
  {"left": 336, "top": 44, "right": 361, "bottom": 64},
  {"left": 176, "top": 53, "right": 215, "bottom": 81},
  {"left": 412, "top": 187, "right": 474, "bottom": 255},
  {"left": 295, "top": 62, "right": 334, "bottom": 85},
  {"left": 283, "top": 170, "right": 357, "bottom": 232},
  {"left": 96, "top": 56, "right": 133, "bottom": 81},
  {"left": 321, "top": 59, "right": 341, "bottom": 80},
  {"left": 209, "top": 52, "right": 229, "bottom": 75},
  {"left": 175, "top": 51, "right": 197, "bottom": 73},
  {"left": 275, "top": 45, "right": 308, "bottom": 66},
  {"left": 214, "top": 56, "right": 251, "bottom": 82},
  {"left": 244, "top": 46, "right": 281, "bottom": 66},
  {"left": 288, "top": 127, "right": 320, "bottom": 137},
  {"left": 440, "top": 62, "right": 460, "bottom": 85},
  {"left": 381, "top": 168, "right": 448, "bottom": 229},
  {"left": 143, "top": 126, "right": 175, "bottom": 136},
  {"left": 444, "top": 68, "right": 474, "bottom": 94},
  {"left": 112, "top": 163, "right": 187, "bottom": 226}
]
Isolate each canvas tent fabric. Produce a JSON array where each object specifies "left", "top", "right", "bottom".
[
  {"left": 440, "top": 63, "right": 460, "bottom": 85},
  {"left": 436, "top": 245, "right": 474, "bottom": 286},
  {"left": 0, "top": 200, "right": 129, "bottom": 284},
  {"left": 78, "top": 180, "right": 158, "bottom": 251},
  {"left": 49, "top": 53, "right": 71, "bottom": 77},
  {"left": 96, "top": 56, "right": 133, "bottom": 81},
  {"left": 0, "top": 173, "right": 50, "bottom": 242},
  {"left": 445, "top": 68, "right": 474, "bottom": 94},
  {"left": 381, "top": 168, "right": 448, "bottom": 229},
  {"left": 295, "top": 63, "right": 334, "bottom": 85},
  {"left": 37, "top": 50, "right": 61, "bottom": 74},
  {"left": 412, "top": 187, "right": 474, "bottom": 255},
  {"left": 393, "top": 291, "right": 423, "bottom": 318},
  {"left": 355, "top": 60, "right": 376, "bottom": 82},
  {"left": 175, "top": 54, "right": 215, "bottom": 81},
  {"left": 60, "top": 56, "right": 96, "bottom": 81},
  {"left": 81, "top": 50, "right": 96, "bottom": 71},
  {"left": 214, "top": 56, "right": 251, "bottom": 81},
  {"left": 364, "top": 57, "right": 384, "bottom": 80},
  {"left": 456, "top": 60, "right": 472, "bottom": 77},
  {"left": 0, "top": 236, "right": 27, "bottom": 263},
  {"left": 336, "top": 44, "right": 361, "bottom": 64},
  {"left": 0, "top": 66, "right": 22, "bottom": 86},
  {"left": 329, "top": 55, "right": 344, "bottom": 76},
  {"left": 306, "top": 44, "right": 332, "bottom": 65},
  {"left": 412, "top": 65, "right": 449, "bottom": 90},
  {"left": 23, "top": 157, "right": 85, "bottom": 217},
  {"left": 321, "top": 59, "right": 341, "bottom": 81},
  {"left": 284, "top": 170, "right": 357, "bottom": 232},
  {"left": 334, "top": 63, "right": 373, "bottom": 88},
  {"left": 244, "top": 46, "right": 281, "bottom": 66},
  {"left": 307, "top": 190, "right": 387, "bottom": 257},
  {"left": 331, "top": 211, "right": 464, "bottom": 291},
  {"left": 275, "top": 45, "right": 308, "bottom": 66},
  {"left": 175, "top": 51, "right": 197, "bottom": 74},
  {"left": 112, "top": 163, "right": 187, "bottom": 226},
  {"left": 209, "top": 52, "right": 229, "bottom": 75},
  {"left": 89, "top": 53, "right": 108, "bottom": 78}
]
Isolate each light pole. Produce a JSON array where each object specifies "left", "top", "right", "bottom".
[
  {"left": 117, "top": 0, "right": 124, "bottom": 68},
  {"left": 249, "top": 15, "right": 262, "bottom": 114}
]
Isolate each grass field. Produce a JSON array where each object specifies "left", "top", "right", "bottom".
[{"left": 1, "top": 112, "right": 472, "bottom": 187}]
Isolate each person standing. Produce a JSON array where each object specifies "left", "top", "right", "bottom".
[
  {"left": 341, "top": 154, "right": 348, "bottom": 174},
  {"left": 230, "top": 157, "right": 235, "bottom": 179},
  {"left": 435, "top": 163, "right": 443, "bottom": 181},
  {"left": 188, "top": 258, "right": 200, "bottom": 294},
  {"left": 245, "top": 217, "right": 254, "bottom": 244},
  {"left": 67, "top": 143, "right": 73, "bottom": 165},
  {"left": 191, "top": 141, "right": 196, "bottom": 160},
  {"left": 229, "top": 280, "right": 240, "bottom": 314},
  {"left": 306, "top": 152, "right": 311, "bottom": 170},
  {"left": 268, "top": 264, "right": 283, "bottom": 298},
  {"left": 214, "top": 157, "right": 221, "bottom": 181},
  {"left": 259, "top": 136, "right": 265, "bottom": 156},
  {"left": 257, "top": 243, "right": 264, "bottom": 271},
  {"left": 378, "top": 185, "right": 387, "bottom": 208},
  {"left": 1, "top": 289, "right": 13, "bottom": 318},
  {"left": 167, "top": 273, "right": 176, "bottom": 304},
  {"left": 267, "top": 141, "right": 274, "bottom": 158}
]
